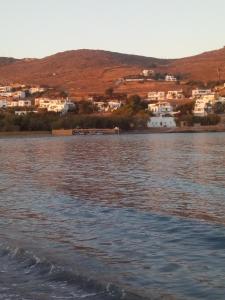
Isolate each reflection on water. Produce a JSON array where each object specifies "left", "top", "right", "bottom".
[{"left": 0, "top": 133, "right": 225, "bottom": 299}]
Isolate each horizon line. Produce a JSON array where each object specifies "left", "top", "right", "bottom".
[{"left": 0, "top": 45, "right": 224, "bottom": 60}]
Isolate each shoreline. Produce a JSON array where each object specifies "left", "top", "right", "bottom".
[
  {"left": 0, "top": 131, "right": 51, "bottom": 138},
  {"left": 0, "top": 126, "right": 225, "bottom": 137},
  {"left": 124, "top": 125, "right": 225, "bottom": 134}
]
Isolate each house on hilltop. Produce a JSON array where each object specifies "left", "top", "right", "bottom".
[
  {"left": 141, "top": 69, "right": 155, "bottom": 77},
  {"left": 165, "top": 75, "right": 177, "bottom": 82}
]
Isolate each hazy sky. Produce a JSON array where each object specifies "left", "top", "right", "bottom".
[{"left": 0, "top": 0, "right": 224, "bottom": 59}]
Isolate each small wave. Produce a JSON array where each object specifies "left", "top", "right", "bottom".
[{"left": 0, "top": 243, "right": 156, "bottom": 300}]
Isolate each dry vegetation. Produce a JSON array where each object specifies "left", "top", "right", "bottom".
[{"left": 0, "top": 47, "right": 224, "bottom": 97}]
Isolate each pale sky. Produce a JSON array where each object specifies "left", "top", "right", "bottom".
[{"left": 0, "top": 0, "right": 224, "bottom": 59}]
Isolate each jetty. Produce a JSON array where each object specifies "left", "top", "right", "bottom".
[{"left": 52, "top": 128, "right": 120, "bottom": 136}]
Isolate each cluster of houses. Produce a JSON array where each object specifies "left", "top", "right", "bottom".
[
  {"left": 1, "top": 82, "right": 225, "bottom": 128},
  {"left": 0, "top": 84, "right": 76, "bottom": 114},
  {"left": 191, "top": 89, "right": 225, "bottom": 117},
  {"left": 34, "top": 98, "right": 75, "bottom": 113},
  {"left": 146, "top": 87, "right": 225, "bottom": 128},
  {"left": 0, "top": 85, "right": 45, "bottom": 99}
]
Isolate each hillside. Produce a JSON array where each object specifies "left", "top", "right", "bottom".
[
  {"left": 158, "top": 46, "right": 225, "bottom": 82},
  {"left": 0, "top": 50, "right": 169, "bottom": 94},
  {"left": 0, "top": 57, "right": 19, "bottom": 67},
  {"left": 0, "top": 47, "right": 224, "bottom": 97}
]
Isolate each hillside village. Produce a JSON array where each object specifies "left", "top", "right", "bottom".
[{"left": 0, "top": 68, "right": 225, "bottom": 131}]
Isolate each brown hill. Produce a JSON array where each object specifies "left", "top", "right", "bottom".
[
  {"left": 0, "top": 47, "right": 224, "bottom": 97},
  {"left": 0, "top": 50, "right": 169, "bottom": 94},
  {"left": 158, "top": 46, "right": 225, "bottom": 82},
  {"left": 0, "top": 57, "right": 19, "bottom": 67}
]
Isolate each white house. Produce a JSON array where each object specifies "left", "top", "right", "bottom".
[
  {"left": 35, "top": 98, "right": 50, "bottom": 108},
  {"left": 148, "top": 100, "right": 176, "bottom": 128},
  {"left": 193, "top": 99, "right": 210, "bottom": 117},
  {"left": 94, "top": 101, "right": 107, "bottom": 112},
  {"left": 0, "top": 92, "right": 13, "bottom": 97},
  {"left": 147, "top": 115, "right": 176, "bottom": 128},
  {"left": 192, "top": 89, "right": 211, "bottom": 98},
  {"left": 167, "top": 90, "right": 184, "bottom": 100},
  {"left": 0, "top": 86, "right": 12, "bottom": 93},
  {"left": 13, "top": 91, "right": 26, "bottom": 99},
  {"left": 29, "top": 87, "right": 46, "bottom": 94},
  {"left": 35, "top": 98, "right": 65, "bottom": 109},
  {"left": 148, "top": 102, "right": 173, "bottom": 115},
  {"left": 147, "top": 91, "right": 165, "bottom": 101},
  {"left": 7, "top": 101, "right": 19, "bottom": 107},
  {"left": 200, "top": 93, "right": 216, "bottom": 102},
  {"left": 193, "top": 92, "right": 218, "bottom": 117},
  {"left": 193, "top": 97, "right": 217, "bottom": 117},
  {"left": 107, "top": 100, "right": 122, "bottom": 111},
  {"left": 0, "top": 99, "right": 8, "bottom": 108},
  {"left": 165, "top": 75, "right": 177, "bottom": 82},
  {"left": 93, "top": 100, "right": 121, "bottom": 112},
  {"left": 141, "top": 69, "right": 154, "bottom": 77},
  {"left": 18, "top": 100, "right": 32, "bottom": 107},
  {"left": 47, "top": 101, "right": 75, "bottom": 113}
]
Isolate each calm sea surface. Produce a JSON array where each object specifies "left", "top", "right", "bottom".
[{"left": 0, "top": 133, "right": 225, "bottom": 300}]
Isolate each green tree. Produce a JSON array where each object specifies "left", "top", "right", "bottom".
[
  {"left": 213, "top": 102, "right": 225, "bottom": 114},
  {"left": 78, "top": 101, "right": 95, "bottom": 114}
]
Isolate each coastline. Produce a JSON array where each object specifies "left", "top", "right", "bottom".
[
  {"left": 0, "top": 125, "right": 225, "bottom": 138},
  {"left": 0, "top": 131, "right": 51, "bottom": 138},
  {"left": 124, "top": 125, "right": 225, "bottom": 134}
]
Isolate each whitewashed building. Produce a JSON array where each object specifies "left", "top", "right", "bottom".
[
  {"left": 200, "top": 93, "right": 216, "bottom": 102},
  {"left": 193, "top": 92, "right": 218, "bottom": 117},
  {"left": 193, "top": 99, "right": 211, "bottom": 117},
  {"left": 147, "top": 115, "right": 176, "bottom": 128},
  {"left": 35, "top": 98, "right": 75, "bottom": 113},
  {"left": 148, "top": 102, "right": 173, "bottom": 115},
  {"left": 13, "top": 91, "right": 26, "bottom": 99},
  {"left": 94, "top": 101, "right": 107, "bottom": 112},
  {"left": 0, "top": 92, "right": 13, "bottom": 97},
  {"left": 93, "top": 100, "right": 121, "bottom": 112},
  {"left": 165, "top": 75, "right": 177, "bottom": 82},
  {"left": 47, "top": 101, "right": 75, "bottom": 113},
  {"left": 192, "top": 89, "right": 211, "bottom": 98},
  {"left": 141, "top": 69, "right": 154, "bottom": 77},
  {"left": 0, "top": 86, "right": 12, "bottom": 92},
  {"left": 147, "top": 91, "right": 165, "bottom": 101},
  {"left": 29, "top": 87, "right": 46, "bottom": 94},
  {"left": 7, "top": 101, "right": 19, "bottom": 107},
  {"left": 0, "top": 99, "right": 8, "bottom": 108},
  {"left": 18, "top": 100, "right": 32, "bottom": 107},
  {"left": 167, "top": 90, "right": 184, "bottom": 100},
  {"left": 35, "top": 98, "right": 65, "bottom": 109},
  {"left": 193, "top": 96, "right": 218, "bottom": 117},
  {"left": 107, "top": 100, "right": 122, "bottom": 111},
  {"left": 148, "top": 100, "right": 176, "bottom": 128}
]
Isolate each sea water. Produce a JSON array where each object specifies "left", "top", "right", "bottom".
[{"left": 0, "top": 133, "right": 225, "bottom": 299}]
